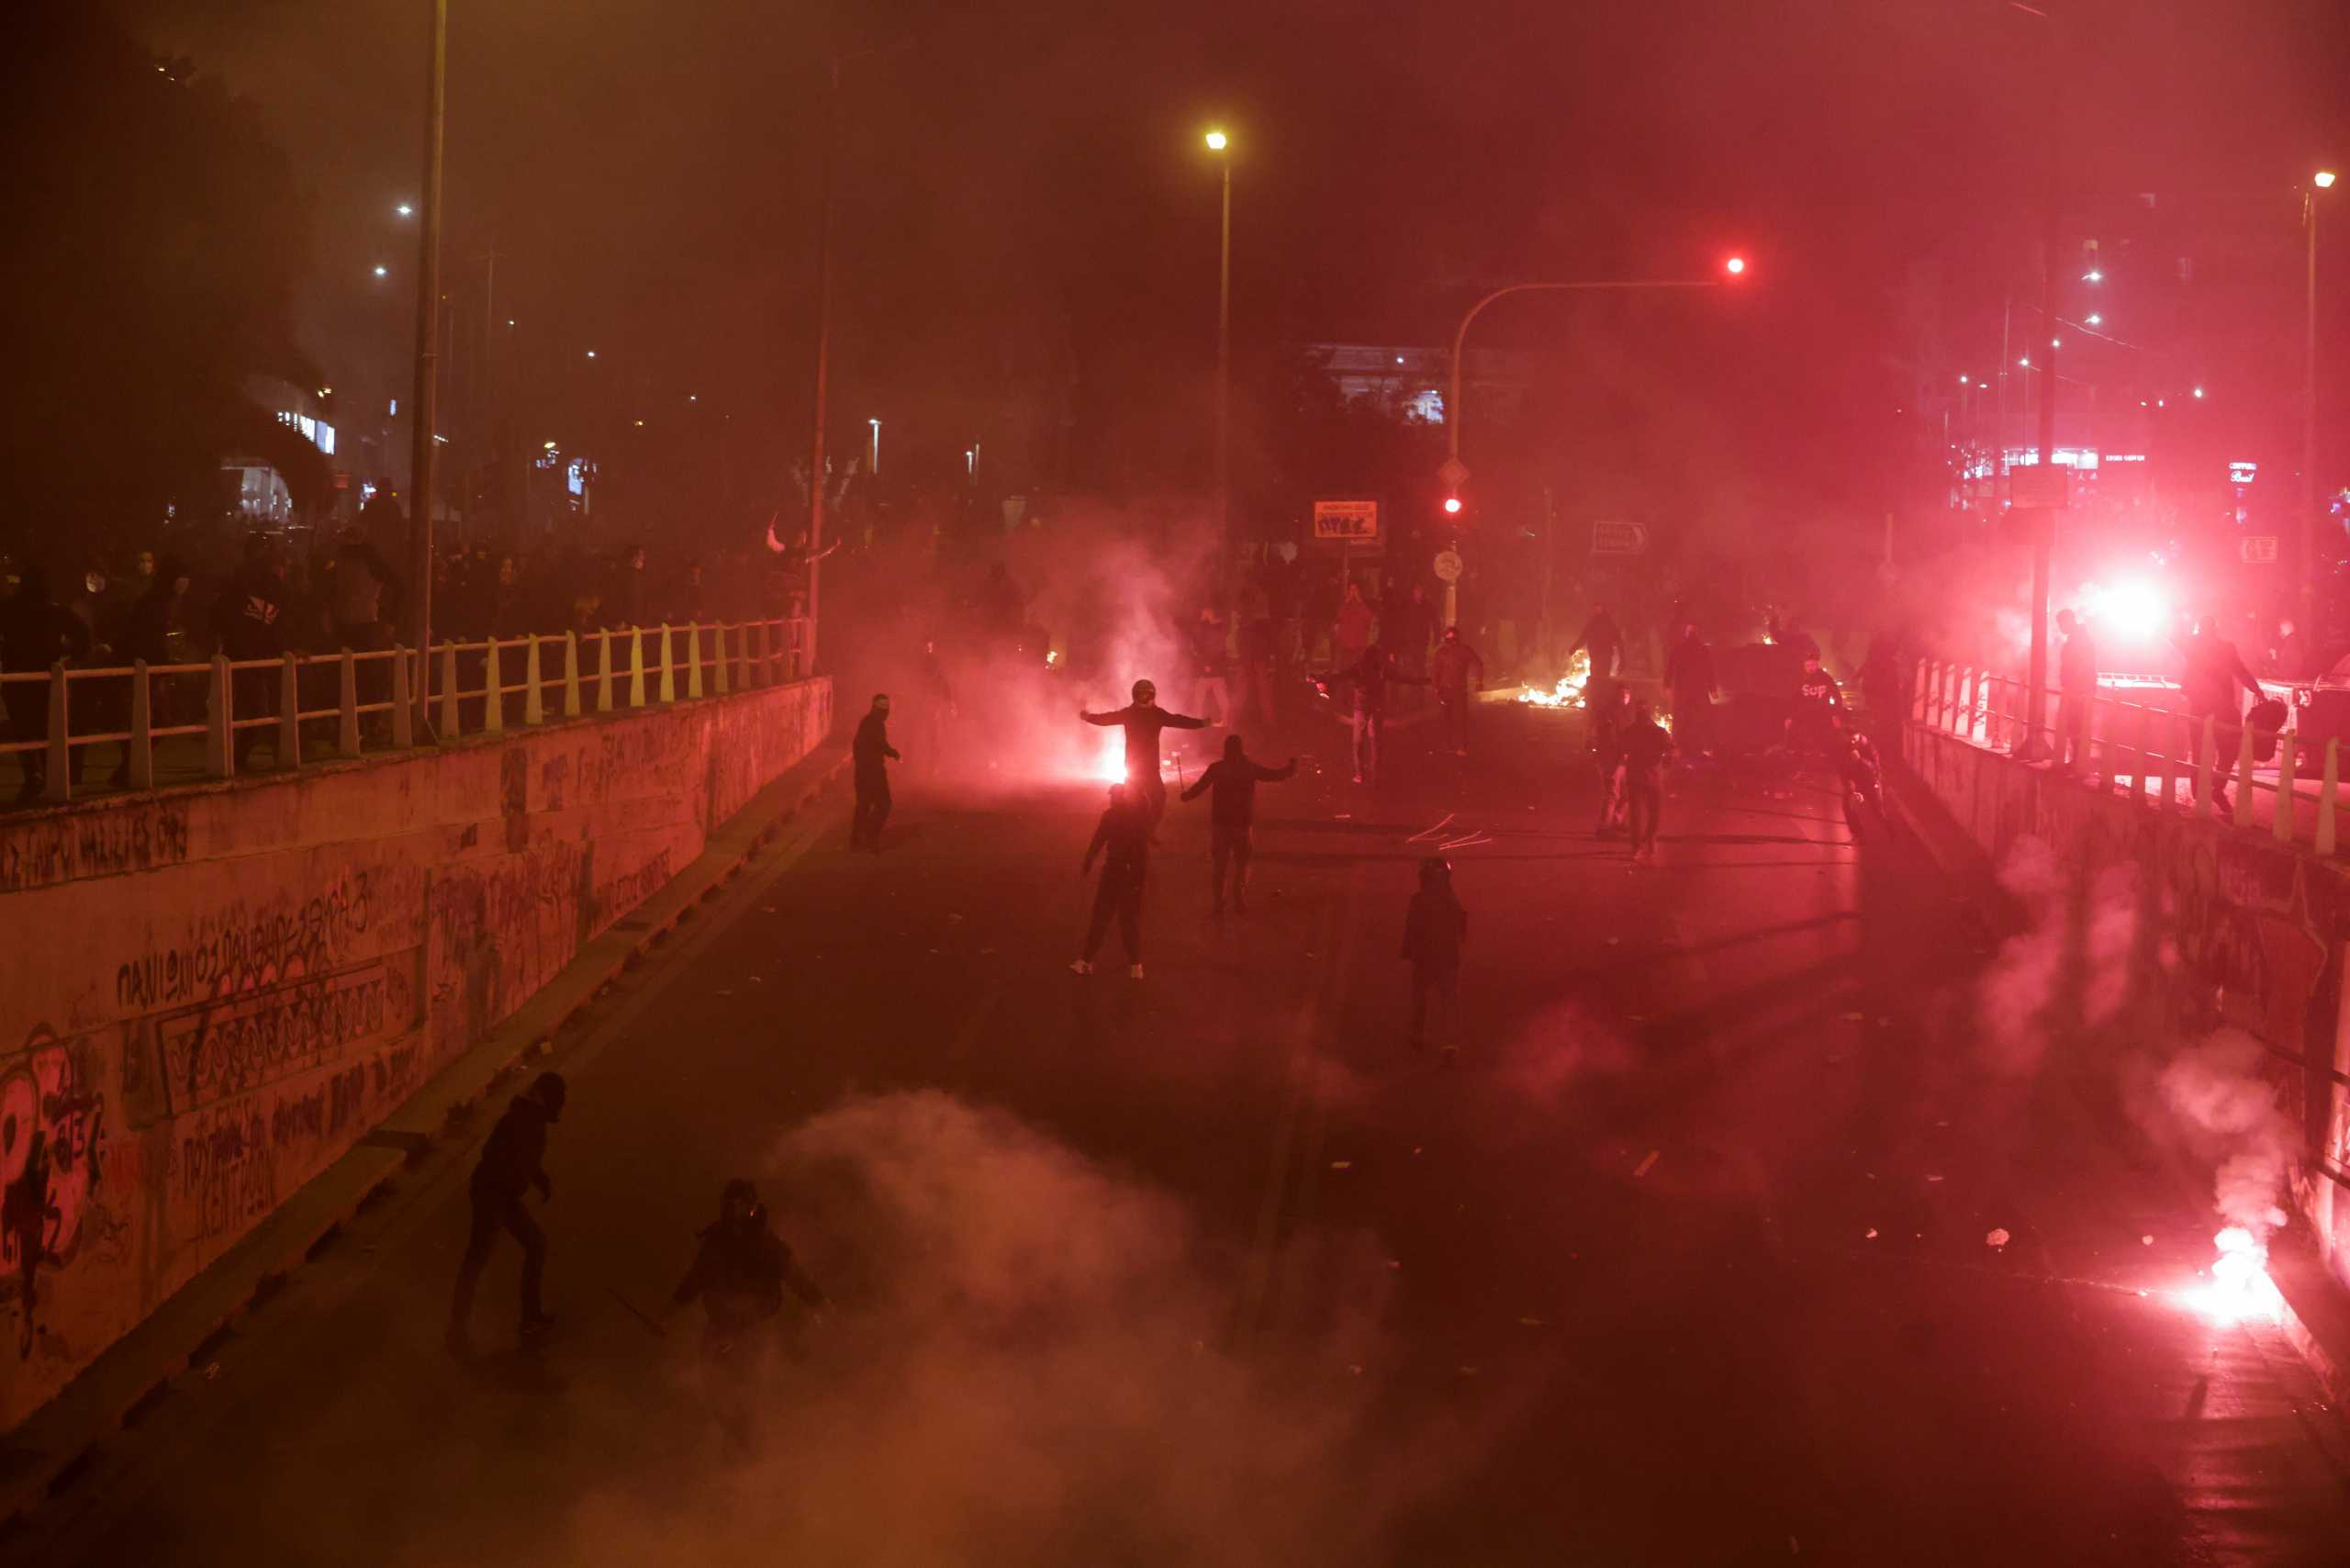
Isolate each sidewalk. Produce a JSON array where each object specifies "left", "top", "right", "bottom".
[{"left": 0, "top": 737, "right": 852, "bottom": 1531}]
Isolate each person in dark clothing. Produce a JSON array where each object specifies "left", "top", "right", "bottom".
[
  {"left": 2175, "top": 613, "right": 2266, "bottom": 812},
  {"left": 210, "top": 545, "right": 289, "bottom": 768},
  {"left": 2055, "top": 608, "right": 2100, "bottom": 777},
  {"left": 1591, "top": 682, "right": 1637, "bottom": 835},
  {"left": 1568, "top": 604, "right": 1624, "bottom": 682},
  {"left": 1, "top": 568, "right": 95, "bottom": 801},
  {"left": 663, "top": 1178, "right": 827, "bottom": 1453},
  {"left": 608, "top": 543, "right": 650, "bottom": 630},
  {"left": 1787, "top": 652, "right": 1843, "bottom": 756},
  {"left": 1621, "top": 702, "right": 1674, "bottom": 860},
  {"left": 919, "top": 639, "right": 956, "bottom": 773},
  {"left": 1841, "top": 725, "right": 1886, "bottom": 835},
  {"left": 1072, "top": 782, "right": 1150, "bottom": 978},
  {"left": 1180, "top": 734, "right": 1297, "bottom": 914},
  {"left": 1080, "top": 679, "right": 1210, "bottom": 823},
  {"left": 328, "top": 528, "right": 402, "bottom": 734},
  {"left": 1429, "top": 626, "right": 1485, "bottom": 756},
  {"left": 1319, "top": 642, "right": 1420, "bottom": 784},
  {"left": 1188, "top": 607, "right": 1233, "bottom": 725},
  {"left": 1664, "top": 623, "right": 1718, "bottom": 755},
  {"left": 1401, "top": 856, "right": 1468, "bottom": 1057},
  {"left": 447, "top": 1070, "right": 566, "bottom": 1354},
  {"left": 851, "top": 693, "right": 901, "bottom": 851}
]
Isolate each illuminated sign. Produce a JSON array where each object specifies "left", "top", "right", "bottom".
[
  {"left": 2229, "top": 461, "right": 2258, "bottom": 485},
  {"left": 1312, "top": 499, "right": 1379, "bottom": 542}
]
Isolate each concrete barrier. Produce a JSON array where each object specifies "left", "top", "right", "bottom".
[
  {"left": 0, "top": 676, "right": 830, "bottom": 1428},
  {"left": 1901, "top": 720, "right": 2350, "bottom": 1306}
]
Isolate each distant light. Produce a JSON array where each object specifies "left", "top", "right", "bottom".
[
  {"left": 2019, "top": 356, "right": 2031, "bottom": 367},
  {"left": 373, "top": 264, "right": 389, "bottom": 278},
  {"left": 1396, "top": 355, "right": 1405, "bottom": 364},
  {"left": 2193, "top": 386, "right": 2206, "bottom": 398},
  {"left": 2051, "top": 337, "right": 2061, "bottom": 349},
  {"left": 543, "top": 441, "right": 557, "bottom": 450},
  {"left": 2319, "top": 171, "right": 2339, "bottom": 190},
  {"left": 2086, "top": 313, "right": 2102, "bottom": 325},
  {"left": 2157, "top": 398, "right": 2166, "bottom": 408},
  {"left": 2083, "top": 269, "right": 2104, "bottom": 282},
  {"left": 869, "top": 416, "right": 880, "bottom": 428},
  {"left": 1724, "top": 255, "right": 1747, "bottom": 275},
  {"left": 319, "top": 386, "right": 331, "bottom": 397},
  {"left": 1959, "top": 375, "right": 1970, "bottom": 385},
  {"left": 1204, "top": 129, "right": 1228, "bottom": 151},
  {"left": 586, "top": 350, "right": 597, "bottom": 359},
  {"left": 1442, "top": 496, "right": 1463, "bottom": 515},
  {"left": 506, "top": 318, "right": 516, "bottom": 327},
  {"left": 395, "top": 202, "right": 414, "bottom": 218},
  {"left": 689, "top": 394, "right": 698, "bottom": 402},
  {"left": 633, "top": 419, "right": 644, "bottom": 427}
]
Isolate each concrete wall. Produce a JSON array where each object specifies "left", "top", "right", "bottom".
[
  {"left": 0, "top": 677, "right": 830, "bottom": 1427},
  {"left": 1902, "top": 722, "right": 2350, "bottom": 1295}
]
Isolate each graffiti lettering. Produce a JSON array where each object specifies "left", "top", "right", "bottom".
[
  {"left": 153, "top": 961, "right": 403, "bottom": 1116},
  {"left": 0, "top": 805, "right": 192, "bottom": 894},
  {"left": 2, "top": 1027, "right": 124, "bottom": 1352},
  {"left": 592, "top": 849, "right": 674, "bottom": 925},
  {"left": 115, "top": 873, "right": 373, "bottom": 1013},
  {"left": 177, "top": 1109, "right": 276, "bottom": 1241}
]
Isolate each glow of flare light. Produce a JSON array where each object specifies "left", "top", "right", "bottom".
[
  {"left": 2177, "top": 1226, "right": 2285, "bottom": 1327},
  {"left": 1518, "top": 651, "right": 1593, "bottom": 709}
]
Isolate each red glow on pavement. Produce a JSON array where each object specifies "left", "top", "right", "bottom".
[{"left": 2177, "top": 1226, "right": 2285, "bottom": 1327}]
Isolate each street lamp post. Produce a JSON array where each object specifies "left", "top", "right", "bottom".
[
  {"left": 407, "top": 0, "right": 448, "bottom": 739},
  {"left": 868, "top": 416, "right": 881, "bottom": 477},
  {"left": 2307, "top": 172, "right": 2335, "bottom": 644},
  {"left": 1205, "top": 129, "right": 1232, "bottom": 601}
]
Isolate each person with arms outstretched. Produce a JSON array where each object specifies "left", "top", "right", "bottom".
[
  {"left": 1180, "top": 734, "right": 1296, "bottom": 914},
  {"left": 1079, "top": 678, "right": 1210, "bottom": 823}
]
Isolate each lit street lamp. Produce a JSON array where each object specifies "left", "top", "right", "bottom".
[
  {"left": 2308, "top": 172, "right": 2336, "bottom": 638},
  {"left": 396, "top": 202, "right": 415, "bottom": 218},
  {"left": 1204, "top": 128, "right": 1233, "bottom": 599},
  {"left": 868, "top": 417, "right": 881, "bottom": 476}
]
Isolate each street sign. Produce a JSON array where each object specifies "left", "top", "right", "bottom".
[
  {"left": 2009, "top": 465, "right": 2072, "bottom": 510},
  {"left": 1312, "top": 499, "right": 1379, "bottom": 542},
  {"left": 1436, "top": 455, "right": 1470, "bottom": 492},
  {"left": 2241, "top": 534, "right": 2281, "bottom": 565},
  {"left": 1432, "top": 547, "right": 1463, "bottom": 583},
  {"left": 1590, "top": 520, "right": 1648, "bottom": 556}
]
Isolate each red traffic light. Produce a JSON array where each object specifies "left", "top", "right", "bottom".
[
  {"left": 1442, "top": 496, "right": 1463, "bottom": 515},
  {"left": 1724, "top": 255, "right": 1747, "bottom": 275}
]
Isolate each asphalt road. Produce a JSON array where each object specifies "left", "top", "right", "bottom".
[{"left": 11, "top": 693, "right": 2350, "bottom": 1567}]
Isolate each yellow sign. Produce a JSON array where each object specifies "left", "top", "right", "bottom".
[{"left": 1312, "top": 500, "right": 1379, "bottom": 542}]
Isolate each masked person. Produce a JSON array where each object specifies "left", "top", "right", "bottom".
[
  {"left": 1401, "top": 857, "right": 1469, "bottom": 1058},
  {"left": 1591, "top": 682, "right": 1637, "bottom": 836},
  {"left": 1567, "top": 603, "right": 1624, "bottom": 683},
  {"left": 1787, "top": 652, "right": 1843, "bottom": 757},
  {"left": 1320, "top": 641, "right": 1419, "bottom": 785},
  {"left": 1079, "top": 679, "right": 1210, "bottom": 823},
  {"left": 1180, "top": 734, "right": 1297, "bottom": 914},
  {"left": 447, "top": 1070, "right": 565, "bottom": 1355},
  {"left": 663, "top": 1179, "right": 827, "bottom": 1454},
  {"left": 1071, "top": 781, "right": 1150, "bottom": 978},
  {"left": 1664, "top": 622, "right": 1718, "bottom": 756},
  {"left": 1429, "top": 626, "right": 1485, "bottom": 757},
  {"left": 851, "top": 693, "right": 901, "bottom": 852},
  {"left": 1621, "top": 701, "right": 1674, "bottom": 861}
]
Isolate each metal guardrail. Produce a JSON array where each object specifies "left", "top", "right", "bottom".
[
  {"left": 0, "top": 618, "right": 811, "bottom": 806},
  {"left": 1910, "top": 658, "right": 2344, "bottom": 855}
]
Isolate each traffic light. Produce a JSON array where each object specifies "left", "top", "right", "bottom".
[
  {"left": 1724, "top": 255, "right": 1747, "bottom": 275},
  {"left": 1442, "top": 495, "right": 1463, "bottom": 516}
]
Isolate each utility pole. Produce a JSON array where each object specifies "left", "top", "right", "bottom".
[
  {"left": 1215, "top": 151, "right": 1232, "bottom": 606},
  {"left": 2306, "top": 185, "right": 2323, "bottom": 645},
  {"left": 407, "top": 0, "right": 448, "bottom": 739},
  {"left": 802, "top": 56, "right": 842, "bottom": 673}
]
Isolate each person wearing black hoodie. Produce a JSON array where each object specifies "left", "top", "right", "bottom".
[
  {"left": 447, "top": 1070, "right": 565, "bottom": 1354},
  {"left": 664, "top": 1178, "right": 827, "bottom": 1452},
  {"left": 0, "top": 567, "right": 93, "bottom": 801},
  {"left": 1401, "top": 856, "right": 1469, "bottom": 1057},
  {"left": 851, "top": 693, "right": 901, "bottom": 851},
  {"left": 1179, "top": 734, "right": 1296, "bottom": 913},
  {"left": 1071, "top": 781, "right": 1151, "bottom": 978}
]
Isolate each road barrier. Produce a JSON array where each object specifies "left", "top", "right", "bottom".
[{"left": 0, "top": 618, "right": 810, "bottom": 805}]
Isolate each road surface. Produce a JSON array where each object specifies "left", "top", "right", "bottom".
[{"left": 10, "top": 697, "right": 2350, "bottom": 1566}]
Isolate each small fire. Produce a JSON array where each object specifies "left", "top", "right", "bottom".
[
  {"left": 1518, "top": 651, "right": 1592, "bottom": 709},
  {"left": 2178, "top": 1226, "right": 2285, "bottom": 1327}
]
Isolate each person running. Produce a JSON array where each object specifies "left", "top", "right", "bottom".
[
  {"left": 1621, "top": 701, "right": 1674, "bottom": 860},
  {"left": 447, "top": 1070, "right": 565, "bottom": 1355},
  {"left": 1179, "top": 734, "right": 1297, "bottom": 914},
  {"left": 1401, "top": 856, "right": 1469, "bottom": 1058},
  {"left": 1072, "top": 781, "right": 1151, "bottom": 978},
  {"left": 851, "top": 693, "right": 901, "bottom": 852},
  {"left": 663, "top": 1178, "right": 827, "bottom": 1455},
  {"left": 1429, "top": 626, "right": 1485, "bottom": 756},
  {"left": 1079, "top": 679, "right": 1211, "bottom": 823}
]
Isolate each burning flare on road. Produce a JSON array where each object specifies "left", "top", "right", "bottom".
[
  {"left": 2179, "top": 1226, "right": 2285, "bottom": 1327},
  {"left": 1518, "top": 652, "right": 1592, "bottom": 709}
]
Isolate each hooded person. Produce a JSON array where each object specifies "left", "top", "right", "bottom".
[
  {"left": 1428, "top": 625, "right": 1486, "bottom": 756},
  {"left": 447, "top": 1070, "right": 566, "bottom": 1354},
  {"left": 1072, "top": 781, "right": 1151, "bottom": 978},
  {"left": 1621, "top": 701, "right": 1674, "bottom": 860},
  {"left": 1079, "top": 678, "right": 1210, "bottom": 823},
  {"left": 852, "top": 693, "right": 901, "bottom": 851},
  {"left": 1401, "top": 856, "right": 1469, "bottom": 1058},
  {"left": 1319, "top": 640, "right": 1421, "bottom": 784},
  {"left": 664, "top": 1178, "right": 827, "bottom": 1452},
  {"left": 1179, "top": 733, "right": 1297, "bottom": 914}
]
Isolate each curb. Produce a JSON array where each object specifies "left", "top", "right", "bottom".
[{"left": 0, "top": 743, "right": 852, "bottom": 1534}]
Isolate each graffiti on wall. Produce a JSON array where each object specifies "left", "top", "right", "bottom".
[
  {"left": 151, "top": 958, "right": 410, "bottom": 1116},
  {"left": 0, "top": 1026, "right": 127, "bottom": 1358},
  {"left": 0, "top": 804, "right": 192, "bottom": 894},
  {"left": 115, "top": 872, "right": 374, "bottom": 1013}
]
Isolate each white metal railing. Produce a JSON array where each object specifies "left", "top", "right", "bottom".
[
  {"left": 0, "top": 618, "right": 810, "bottom": 807},
  {"left": 1909, "top": 657, "right": 2342, "bottom": 855}
]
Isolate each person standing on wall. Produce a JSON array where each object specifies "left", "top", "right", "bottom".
[
  {"left": 447, "top": 1070, "right": 565, "bottom": 1356},
  {"left": 851, "top": 693, "right": 901, "bottom": 852}
]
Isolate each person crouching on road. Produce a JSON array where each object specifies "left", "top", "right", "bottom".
[
  {"left": 447, "top": 1070, "right": 565, "bottom": 1355},
  {"left": 852, "top": 693, "right": 901, "bottom": 852},
  {"left": 1179, "top": 734, "right": 1297, "bottom": 915},
  {"left": 1402, "top": 856, "right": 1469, "bottom": 1058},
  {"left": 662, "top": 1178, "right": 827, "bottom": 1456},
  {"left": 1072, "top": 781, "right": 1151, "bottom": 979}
]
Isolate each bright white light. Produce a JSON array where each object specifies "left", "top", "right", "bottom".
[
  {"left": 2019, "top": 356, "right": 2031, "bottom": 367},
  {"left": 1203, "top": 129, "right": 1228, "bottom": 151},
  {"left": 2178, "top": 1226, "right": 2286, "bottom": 1327},
  {"left": 1725, "top": 255, "right": 1747, "bottom": 275},
  {"left": 2193, "top": 386, "right": 2206, "bottom": 398},
  {"left": 395, "top": 202, "right": 414, "bottom": 218},
  {"left": 2083, "top": 578, "right": 2167, "bottom": 641},
  {"left": 2086, "top": 313, "right": 2102, "bottom": 325},
  {"left": 2051, "top": 337, "right": 2062, "bottom": 349},
  {"left": 2319, "top": 172, "right": 2339, "bottom": 190},
  {"left": 585, "top": 350, "right": 598, "bottom": 359},
  {"left": 1959, "top": 375, "right": 1971, "bottom": 385},
  {"left": 372, "top": 264, "right": 389, "bottom": 278},
  {"left": 2083, "top": 269, "right": 2103, "bottom": 282}
]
